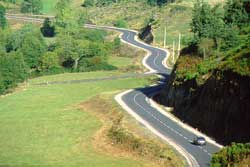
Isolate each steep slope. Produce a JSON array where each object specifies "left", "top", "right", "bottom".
[{"left": 155, "top": 53, "right": 250, "bottom": 145}]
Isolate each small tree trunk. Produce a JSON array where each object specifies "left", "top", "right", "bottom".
[{"left": 74, "top": 58, "right": 79, "bottom": 71}]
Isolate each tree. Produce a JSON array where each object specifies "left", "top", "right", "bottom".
[
  {"left": 40, "top": 18, "right": 55, "bottom": 37},
  {"left": 0, "top": 4, "right": 7, "bottom": 29},
  {"left": 5, "top": 25, "right": 47, "bottom": 68},
  {"left": 191, "top": 1, "right": 226, "bottom": 49},
  {"left": 224, "top": 0, "right": 249, "bottom": 28},
  {"left": 39, "top": 51, "right": 60, "bottom": 71},
  {"left": 0, "top": 51, "right": 29, "bottom": 94},
  {"left": 20, "top": 35, "right": 47, "bottom": 68},
  {"left": 55, "top": 0, "right": 79, "bottom": 35}
]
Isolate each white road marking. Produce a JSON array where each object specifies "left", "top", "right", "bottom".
[{"left": 153, "top": 51, "right": 160, "bottom": 67}]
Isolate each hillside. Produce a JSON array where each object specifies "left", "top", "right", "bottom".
[{"left": 154, "top": 0, "right": 250, "bottom": 163}]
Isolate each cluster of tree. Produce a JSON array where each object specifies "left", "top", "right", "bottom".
[
  {"left": 0, "top": 24, "right": 45, "bottom": 94},
  {"left": 211, "top": 143, "right": 250, "bottom": 166},
  {"left": 190, "top": 0, "right": 250, "bottom": 57},
  {"left": 0, "top": 0, "right": 120, "bottom": 94},
  {"left": 20, "top": 0, "right": 43, "bottom": 14}
]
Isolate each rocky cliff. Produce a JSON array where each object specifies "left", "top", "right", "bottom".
[{"left": 155, "top": 68, "right": 250, "bottom": 145}]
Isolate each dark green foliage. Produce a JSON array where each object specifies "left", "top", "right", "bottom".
[
  {"left": 0, "top": 52, "right": 29, "bottom": 94},
  {"left": 20, "top": 0, "right": 43, "bottom": 14},
  {"left": 211, "top": 143, "right": 250, "bottom": 167},
  {"left": 0, "top": 4, "right": 7, "bottom": 29},
  {"left": 6, "top": 25, "right": 47, "bottom": 68},
  {"left": 191, "top": 1, "right": 225, "bottom": 43},
  {"left": 190, "top": 0, "right": 248, "bottom": 54},
  {"left": 40, "top": 18, "right": 55, "bottom": 37},
  {"left": 20, "top": 35, "right": 47, "bottom": 68},
  {"left": 224, "top": 0, "right": 250, "bottom": 28},
  {"left": 55, "top": 28, "right": 113, "bottom": 72}
]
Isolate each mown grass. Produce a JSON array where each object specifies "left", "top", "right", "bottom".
[
  {"left": 108, "top": 56, "right": 133, "bottom": 68},
  {"left": 0, "top": 71, "right": 154, "bottom": 167}
]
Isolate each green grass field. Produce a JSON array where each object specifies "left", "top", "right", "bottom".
[
  {"left": 108, "top": 56, "right": 133, "bottom": 68},
  {"left": 41, "top": 0, "right": 59, "bottom": 14},
  {"left": 0, "top": 72, "right": 153, "bottom": 167}
]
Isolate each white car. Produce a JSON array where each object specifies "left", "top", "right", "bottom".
[{"left": 192, "top": 137, "right": 206, "bottom": 145}]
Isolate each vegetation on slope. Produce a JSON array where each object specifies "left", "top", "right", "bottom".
[
  {"left": 211, "top": 143, "right": 250, "bottom": 167},
  {"left": 81, "top": 94, "right": 184, "bottom": 167},
  {"left": 176, "top": 0, "right": 250, "bottom": 84}
]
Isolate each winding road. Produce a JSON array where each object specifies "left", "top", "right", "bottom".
[
  {"left": 7, "top": 15, "right": 222, "bottom": 166},
  {"left": 85, "top": 25, "right": 222, "bottom": 166}
]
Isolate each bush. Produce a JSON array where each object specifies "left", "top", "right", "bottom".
[
  {"left": 0, "top": 52, "right": 29, "bottom": 94},
  {"left": 77, "top": 56, "right": 117, "bottom": 72},
  {"left": 39, "top": 51, "right": 60, "bottom": 71},
  {"left": 40, "top": 18, "right": 55, "bottom": 37},
  {"left": 113, "top": 37, "right": 121, "bottom": 50},
  {"left": 211, "top": 143, "right": 250, "bottom": 167},
  {"left": 114, "top": 19, "right": 128, "bottom": 28}
]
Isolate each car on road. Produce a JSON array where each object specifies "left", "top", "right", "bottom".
[{"left": 192, "top": 137, "right": 206, "bottom": 145}]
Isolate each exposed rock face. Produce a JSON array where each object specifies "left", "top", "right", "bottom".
[
  {"left": 155, "top": 70, "right": 250, "bottom": 145},
  {"left": 139, "top": 25, "right": 154, "bottom": 44}
]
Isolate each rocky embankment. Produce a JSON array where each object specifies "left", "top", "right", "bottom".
[
  {"left": 155, "top": 67, "right": 250, "bottom": 145},
  {"left": 139, "top": 24, "right": 154, "bottom": 44}
]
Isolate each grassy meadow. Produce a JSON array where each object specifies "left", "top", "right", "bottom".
[{"left": 0, "top": 71, "right": 156, "bottom": 167}]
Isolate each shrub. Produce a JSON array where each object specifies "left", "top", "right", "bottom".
[
  {"left": 0, "top": 52, "right": 29, "bottom": 94},
  {"left": 114, "top": 19, "right": 128, "bottom": 28},
  {"left": 211, "top": 143, "right": 250, "bottom": 167},
  {"left": 40, "top": 18, "right": 55, "bottom": 37}
]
